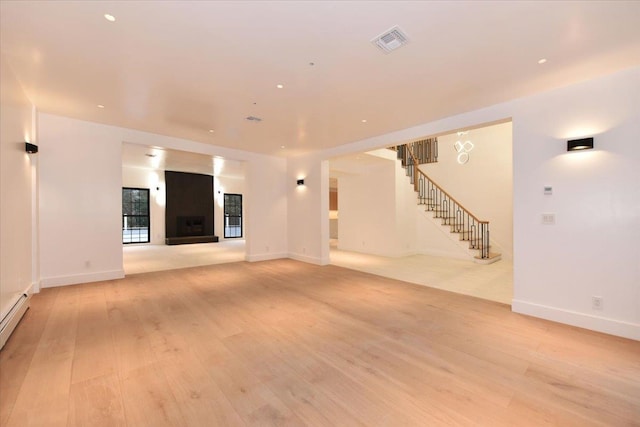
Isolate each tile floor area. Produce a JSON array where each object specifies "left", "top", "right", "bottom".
[
  {"left": 123, "top": 239, "right": 246, "bottom": 275},
  {"left": 123, "top": 239, "right": 513, "bottom": 304},
  {"left": 330, "top": 246, "right": 513, "bottom": 305}
]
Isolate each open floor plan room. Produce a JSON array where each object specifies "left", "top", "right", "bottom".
[
  {"left": 1, "top": 260, "right": 638, "bottom": 426},
  {"left": 2, "top": 2, "right": 640, "bottom": 426}
]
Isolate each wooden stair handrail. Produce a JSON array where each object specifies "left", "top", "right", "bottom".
[{"left": 404, "top": 144, "right": 488, "bottom": 225}]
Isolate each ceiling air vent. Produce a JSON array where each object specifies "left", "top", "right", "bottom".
[
  {"left": 246, "top": 116, "right": 262, "bottom": 122},
  {"left": 371, "top": 26, "right": 409, "bottom": 53}
]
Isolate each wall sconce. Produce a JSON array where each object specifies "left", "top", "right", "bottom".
[
  {"left": 567, "top": 137, "right": 594, "bottom": 151},
  {"left": 296, "top": 179, "right": 305, "bottom": 186},
  {"left": 25, "top": 142, "right": 38, "bottom": 154}
]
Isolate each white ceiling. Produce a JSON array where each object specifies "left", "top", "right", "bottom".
[{"left": 2, "top": 1, "right": 640, "bottom": 157}]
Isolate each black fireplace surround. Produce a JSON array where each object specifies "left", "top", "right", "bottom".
[
  {"left": 165, "top": 171, "right": 219, "bottom": 245},
  {"left": 177, "top": 216, "right": 205, "bottom": 237}
]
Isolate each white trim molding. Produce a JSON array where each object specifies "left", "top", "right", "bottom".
[
  {"left": 512, "top": 299, "right": 640, "bottom": 341},
  {"left": 244, "top": 252, "right": 288, "bottom": 263},
  {"left": 40, "top": 269, "right": 125, "bottom": 288},
  {"left": 287, "top": 252, "right": 329, "bottom": 266}
]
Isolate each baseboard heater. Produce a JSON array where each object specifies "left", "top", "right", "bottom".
[{"left": 0, "top": 291, "right": 31, "bottom": 350}]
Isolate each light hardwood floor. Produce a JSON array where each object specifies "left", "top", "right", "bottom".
[
  {"left": 124, "top": 240, "right": 512, "bottom": 304},
  {"left": 1, "top": 259, "right": 639, "bottom": 426}
]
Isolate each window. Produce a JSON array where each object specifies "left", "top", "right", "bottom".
[
  {"left": 122, "top": 188, "right": 150, "bottom": 244},
  {"left": 224, "top": 193, "right": 243, "bottom": 238}
]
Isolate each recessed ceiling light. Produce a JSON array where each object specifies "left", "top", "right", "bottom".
[
  {"left": 208, "top": 129, "right": 215, "bottom": 133},
  {"left": 97, "top": 104, "right": 105, "bottom": 108},
  {"left": 276, "top": 84, "right": 284, "bottom": 89},
  {"left": 361, "top": 119, "right": 367, "bottom": 123},
  {"left": 538, "top": 58, "right": 547, "bottom": 64},
  {"left": 104, "top": 14, "right": 116, "bottom": 22},
  {"left": 281, "top": 145, "right": 285, "bottom": 149}
]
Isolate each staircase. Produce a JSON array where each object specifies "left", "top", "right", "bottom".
[{"left": 393, "top": 139, "right": 501, "bottom": 263}]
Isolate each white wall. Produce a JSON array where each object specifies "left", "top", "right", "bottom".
[
  {"left": 38, "top": 113, "right": 287, "bottom": 286},
  {"left": 246, "top": 156, "right": 288, "bottom": 261},
  {"left": 422, "top": 122, "right": 513, "bottom": 259},
  {"left": 0, "top": 55, "right": 34, "bottom": 314},
  {"left": 286, "top": 154, "right": 329, "bottom": 265},
  {"left": 38, "top": 114, "right": 124, "bottom": 287},
  {"left": 335, "top": 148, "right": 421, "bottom": 257},
  {"left": 122, "top": 166, "right": 166, "bottom": 244},
  {"left": 510, "top": 68, "right": 640, "bottom": 340},
  {"left": 338, "top": 159, "right": 399, "bottom": 256},
  {"left": 298, "top": 66, "right": 640, "bottom": 340},
  {"left": 393, "top": 152, "right": 419, "bottom": 257}
]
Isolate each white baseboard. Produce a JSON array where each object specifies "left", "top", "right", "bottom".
[
  {"left": 287, "top": 252, "right": 328, "bottom": 266},
  {"left": 512, "top": 299, "right": 640, "bottom": 341},
  {"left": 40, "top": 269, "right": 125, "bottom": 288},
  {"left": 245, "top": 252, "right": 287, "bottom": 262}
]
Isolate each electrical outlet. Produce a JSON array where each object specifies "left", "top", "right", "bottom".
[
  {"left": 592, "top": 296, "right": 603, "bottom": 310},
  {"left": 541, "top": 213, "right": 555, "bottom": 225}
]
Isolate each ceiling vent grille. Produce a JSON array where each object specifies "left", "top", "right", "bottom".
[
  {"left": 246, "top": 116, "right": 262, "bottom": 122},
  {"left": 371, "top": 26, "right": 409, "bottom": 53}
]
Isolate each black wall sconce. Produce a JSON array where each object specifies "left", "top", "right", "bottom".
[
  {"left": 25, "top": 142, "right": 38, "bottom": 154},
  {"left": 567, "top": 137, "right": 594, "bottom": 152},
  {"left": 296, "top": 179, "right": 305, "bottom": 186}
]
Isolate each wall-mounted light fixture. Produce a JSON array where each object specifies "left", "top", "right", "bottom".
[
  {"left": 25, "top": 142, "right": 38, "bottom": 154},
  {"left": 567, "top": 137, "right": 594, "bottom": 151},
  {"left": 297, "top": 179, "right": 305, "bottom": 186},
  {"left": 454, "top": 132, "right": 473, "bottom": 164}
]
